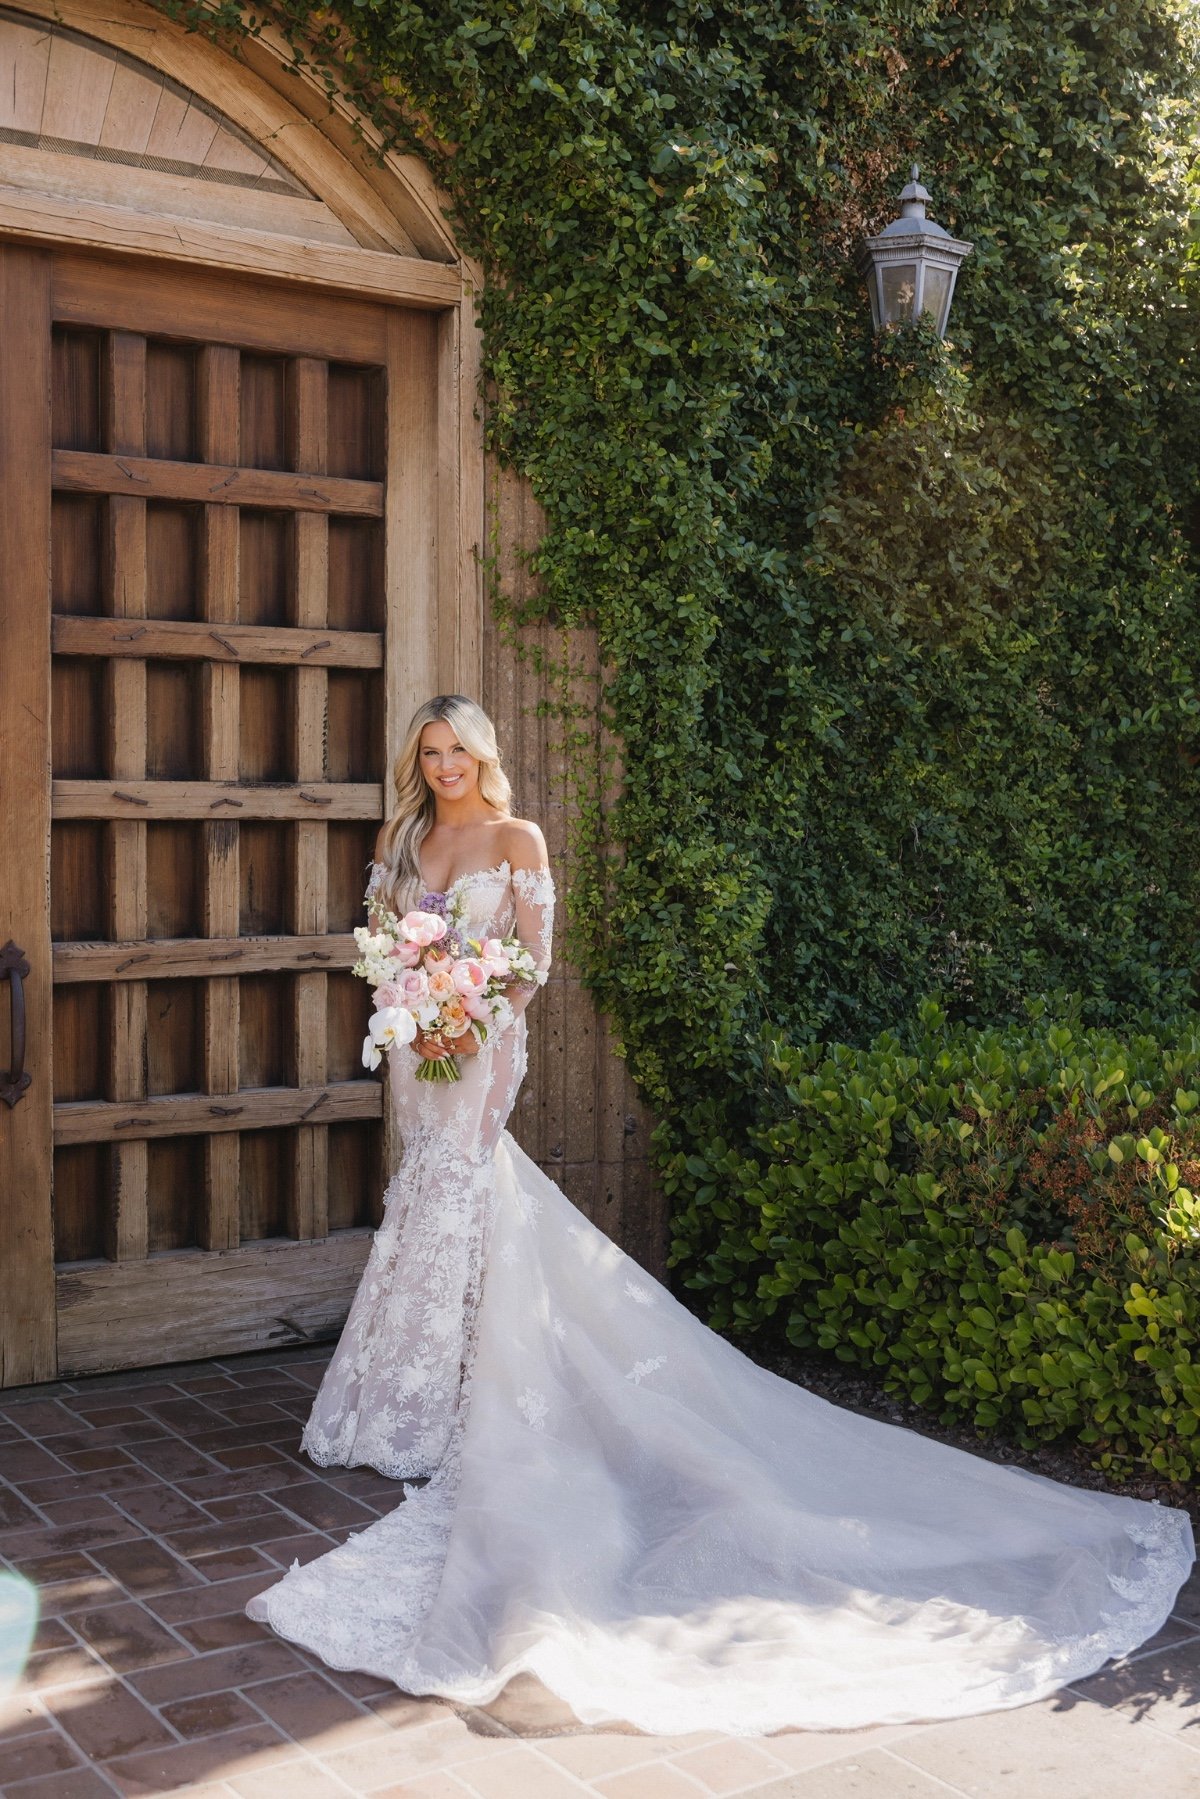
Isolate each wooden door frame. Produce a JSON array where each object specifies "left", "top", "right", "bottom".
[
  {"left": 0, "top": 1, "right": 486, "bottom": 1386},
  {"left": 0, "top": 246, "right": 56, "bottom": 1387},
  {"left": 0, "top": 0, "right": 457, "bottom": 260}
]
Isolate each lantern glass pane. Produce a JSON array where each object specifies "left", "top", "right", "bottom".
[
  {"left": 921, "top": 265, "right": 952, "bottom": 329},
  {"left": 880, "top": 263, "right": 918, "bottom": 325},
  {"left": 867, "top": 267, "right": 883, "bottom": 330}
]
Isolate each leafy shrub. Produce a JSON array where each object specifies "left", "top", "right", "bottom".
[{"left": 663, "top": 1001, "right": 1200, "bottom": 1481}]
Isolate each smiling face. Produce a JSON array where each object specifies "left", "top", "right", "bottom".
[{"left": 419, "top": 718, "right": 480, "bottom": 805}]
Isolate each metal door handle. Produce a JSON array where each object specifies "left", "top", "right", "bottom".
[{"left": 1, "top": 941, "right": 31, "bottom": 1108}]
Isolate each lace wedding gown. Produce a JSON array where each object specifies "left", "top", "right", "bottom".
[{"left": 248, "top": 858, "right": 1195, "bottom": 1735}]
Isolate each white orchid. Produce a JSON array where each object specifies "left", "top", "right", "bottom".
[{"left": 361, "top": 1005, "right": 418, "bottom": 1070}]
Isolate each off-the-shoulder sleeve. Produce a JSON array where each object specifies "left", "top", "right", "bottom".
[{"left": 508, "top": 860, "right": 556, "bottom": 1017}]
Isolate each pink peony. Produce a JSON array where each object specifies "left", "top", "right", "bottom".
[
  {"left": 452, "top": 958, "right": 488, "bottom": 997},
  {"left": 479, "top": 937, "right": 511, "bottom": 978},
  {"left": 372, "top": 982, "right": 402, "bottom": 1008},
  {"left": 389, "top": 940, "right": 422, "bottom": 968},
  {"left": 401, "top": 910, "right": 448, "bottom": 947},
  {"left": 463, "top": 991, "right": 491, "bottom": 1022}
]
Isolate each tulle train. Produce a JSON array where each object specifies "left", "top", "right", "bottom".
[{"left": 248, "top": 1131, "right": 1194, "bottom": 1735}]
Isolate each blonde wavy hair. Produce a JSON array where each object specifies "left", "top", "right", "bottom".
[{"left": 374, "top": 695, "right": 512, "bottom": 913}]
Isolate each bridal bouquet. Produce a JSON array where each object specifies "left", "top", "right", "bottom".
[{"left": 353, "top": 886, "right": 542, "bottom": 1083}]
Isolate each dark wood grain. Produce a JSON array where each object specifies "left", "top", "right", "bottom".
[{"left": 0, "top": 245, "right": 57, "bottom": 1383}]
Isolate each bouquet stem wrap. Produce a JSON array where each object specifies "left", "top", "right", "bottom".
[{"left": 414, "top": 1052, "right": 462, "bottom": 1084}]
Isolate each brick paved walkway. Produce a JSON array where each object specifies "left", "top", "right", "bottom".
[{"left": 2, "top": 1345, "right": 1198, "bottom": 1797}]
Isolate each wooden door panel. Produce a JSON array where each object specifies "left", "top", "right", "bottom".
[
  {"left": 37, "top": 255, "right": 419, "bottom": 1377},
  {"left": 51, "top": 615, "right": 384, "bottom": 665},
  {"left": 52, "top": 326, "right": 102, "bottom": 453},
  {"left": 52, "top": 1082, "right": 380, "bottom": 1143},
  {"left": 53, "top": 934, "right": 361, "bottom": 982},
  {"left": 52, "top": 252, "right": 390, "bottom": 360},
  {"left": 53, "top": 448, "right": 383, "bottom": 516},
  {"left": 1, "top": 246, "right": 443, "bottom": 1385},
  {"left": 56, "top": 1233, "right": 374, "bottom": 1374}
]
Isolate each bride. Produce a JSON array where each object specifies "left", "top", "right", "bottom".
[{"left": 249, "top": 693, "right": 1194, "bottom": 1735}]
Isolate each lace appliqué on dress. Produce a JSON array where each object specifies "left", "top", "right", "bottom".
[
  {"left": 1107, "top": 1507, "right": 1192, "bottom": 1614},
  {"left": 511, "top": 865, "right": 556, "bottom": 908},
  {"left": 298, "top": 1132, "right": 497, "bottom": 1481},
  {"left": 512, "top": 864, "right": 556, "bottom": 972},
  {"left": 299, "top": 858, "right": 548, "bottom": 1484},
  {"left": 518, "top": 1389, "right": 549, "bottom": 1431}
]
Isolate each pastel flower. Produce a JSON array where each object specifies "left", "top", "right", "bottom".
[
  {"left": 389, "top": 940, "right": 423, "bottom": 968},
  {"left": 357, "top": 930, "right": 396, "bottom": 959},
  {"left": 397, "top": 969, "right": 429, "bottom": 1006},
  {"left": 441, "top": 997, "right": 473, "bottom": 1038},
  {"left": 491, "top": 996, "right": 516, "bottom": 1035},
  {"left": 428, "top": 969, "right": 456, "bottom": 1000},
  {"left": 479, "top": 937, "right": 511, "bottom": 978},
  {"left": 372, "top": 982, "right": 402, "bottom": 1008},
  {"left": 361, "top": 1005, "right": 417, "bottom": 1069},
  {"left": 452, "top": 958, "right": 488, "bottom": 997},
  {"left": 464, "top": 991, "right": 492, "bottom": 1022},
  {"left": 401, "top": 910, "right": 448, "bottom": 947},
  {"left": 418, "top": 892, "right": 449, "bottom": 916}
]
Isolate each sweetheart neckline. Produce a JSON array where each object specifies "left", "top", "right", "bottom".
[
  {"left": 370, "top": 858, "right": 513, "bottom": 897},
  {"left": 428, "top": 858, "right": 512, "bottom": 896}
]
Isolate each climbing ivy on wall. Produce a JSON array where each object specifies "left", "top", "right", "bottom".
[{"left": 171, "top": 0, "right": 1200, "bottom": 1120}]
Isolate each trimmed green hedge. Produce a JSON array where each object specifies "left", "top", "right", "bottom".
[{"left": 664, "top": 1002, "right": 1200, "bottom": 1481}]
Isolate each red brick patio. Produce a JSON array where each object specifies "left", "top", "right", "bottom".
[{"left": 2, "top": 1345, "right": 1199, "bottom": 1798}]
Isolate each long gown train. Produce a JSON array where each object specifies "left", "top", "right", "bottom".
[{"left": 248, "top": 861, "right": 1194, "bottom": 1736}]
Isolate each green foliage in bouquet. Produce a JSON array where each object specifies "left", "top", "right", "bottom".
[{"left": 663, "top": 1001, "right": 1200, "bottom": 1481}]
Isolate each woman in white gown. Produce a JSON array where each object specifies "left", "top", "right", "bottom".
[{"left": 248, "top": 694, "right": 1194, "bottom": 1735}]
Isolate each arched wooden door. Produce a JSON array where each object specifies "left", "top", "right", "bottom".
[{"left": 0, "top": 242, "right": 449, "bottom": 1384}]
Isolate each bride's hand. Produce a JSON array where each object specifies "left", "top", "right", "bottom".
[{"left": 413, "top": 1028, "right": 481, "bottom": 1061}]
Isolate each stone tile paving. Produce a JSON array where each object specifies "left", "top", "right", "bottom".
[{"left": 2, "top": 1344, "right": 1199, "bottom": 1798}]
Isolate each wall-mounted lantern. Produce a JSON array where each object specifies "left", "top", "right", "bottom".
[{"left": 857, "top": 165, "right": 972, "bottom": 337}]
